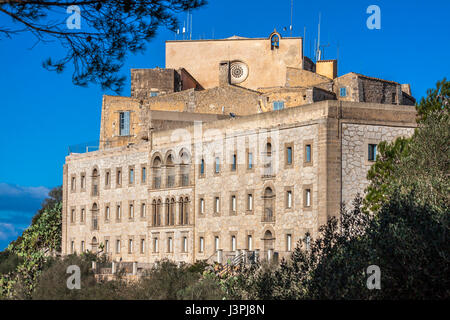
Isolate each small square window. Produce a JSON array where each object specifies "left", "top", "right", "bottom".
[
  {"left": 273, "top": 101, "right": 285, "bottom": 110},
  {"left": 368, "top": 144, "right": 377, "bottom": 162}
]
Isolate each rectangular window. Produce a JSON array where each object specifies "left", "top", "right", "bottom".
[
  {"left": 368, "top": 144, "right": 377, "bottom": 161},
  {"left": 287, "top": 234, "right": 292, "bottom": 252},
  {"left": 247, "top": 194, "right": 253, "bottom": 211},
  {"left": 273, "top": 101, "right": 285, "bottom": 110},
  {"left": 116, "top": 169, "right": 122, "bottom": 186},
  {"left": 168, "top": 237, "right": 173, "bottom": 253},
  {"left": 129, "top": 168, "right": 134, "bottom": 184},
  {"left": 287, "top": 190, "right": 292, "bottom": 208},
  {"left": 248, "top": 152, "right": 253, "bottom": 169},
  {"left": 71, "top": 241, "right": 74, "bottom": 254},
  {"left": 116, "top": 240, "right": 121, "bottom": 253},
  {"left": 129, "top": 204, "right": 134, "bottom": 219},
  {"left": 105, "top": 206, "right": 110, "bottom": 221},
  {"left": 231, "top": 235, "right": 236, "bottom": 251},
  {"left": 199, "top": 237, "right": 204, "bottom": 253},
  {"left": 214, "top": 236, "right": 220, "bottom": 251},
  {"left": 150, "top": 92, "right": 158, "bottom": 97},
  {"left": 119, "top": 111, "right": 130, "bottom": 136},
  {"left": 305, "top": 144, "right": 311, "bottom": 163},
  {"left": 141, "top": 203, "right": 146, "bottom": 218},
  {"left": 231, "top": 195, "right": 236, "bottom": 213},
  {"left": 117, "top": 205, "right": 121, "bottom": 220},
  {"left": 141, "top": 167, "right": 146, "bottom": 183},
  {"left": 128, "top": 239, "right": 133, "bottom": 253},
  {"left": 200, "top": 198, "right": 205, "bottom": 214},
  {"left": 215, "top": 197, "right": 220, "bottom": 213},
  {"left": 80, "top": 209, "right": 85, "bottom": 222},
  {"left": 231, "top": 154, "right": 237, "bottom": 171},
  {"left": 247, "top": 235, "right": 253, "bottom": 250},
  {"left": 215, "top": 157, "right": 220, "bottom": 173},
  {"left": 305, "top": 189, "right": 311, "bottom": 207},
  {"left": 81, "top": 241, "right": 85, "bottom": 252},
  {"left": 71, "top": 209, "right": 75, "bottom": 223},
  {"left": 140, "top": 239, "right": 145, "bottom": 254},
  {"left": 153, "top": 237, "right": 159, "bottom": 253},
  {"left": 287, "top": 146, "right": 293, "bottom": 165},
  {"left": 80, "top": 174, "right": 85, "bottom": 189},
  {"left": 71, "top": 177, "right": 76, "bottom": 191},
  {"left": 105, "top": 171, "right": 110, "bottom": 186},
  {"left": 339, "top": 87, "right": 347, "bottom": 97},
  {"left": 200, "top": 159, "right": 205, "bottom": 175},
  {"left": 182, "top": 237, "right": 188, "bottom": 253}
]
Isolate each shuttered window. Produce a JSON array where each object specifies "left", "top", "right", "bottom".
[{"left": 119, "top": 111, "right": 130, "bottom": 136}]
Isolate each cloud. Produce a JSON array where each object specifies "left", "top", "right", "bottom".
[
  {"left": 0, "top": 183, "right": 50, "bottom": 212},
  {"left": 0, "top": 222, "right": 20, "bottom": 241}
]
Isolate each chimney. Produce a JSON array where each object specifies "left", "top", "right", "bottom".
[
  {"left": 219, "top": 61, "right": 230, "bottom": 86},
  {"left": 316, "top": 59, "right": 337, "bottom": 79}
]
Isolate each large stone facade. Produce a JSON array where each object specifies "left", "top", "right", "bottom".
[{"left": 62, "top": 33, "right": 418, "bottom": 265}]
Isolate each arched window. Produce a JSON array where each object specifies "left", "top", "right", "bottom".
[
  {"left": 152, "top": 199, "right": 157, "bottom": 226},
  {"left": 152, "top": 156, "right": 162, "bottom": 189},
  {"left": 166, "top": 154, "right": 175, "bottom": 188},
  {"left": 271, "top": 34, "right": 279, "bottom": 50},
  {"left": 263, "top": 230, "right": 275, "bottom": 258},
  {"left": 165, "top": 198, "right": 170, "bottom": 225},
  {"left": 184, "top": 197, "right": 189, "bottom": 225},
  {"left": 91, "top": 168, "right": 99, "bottom": 196},
  {"left": 179, "top": 197, "right": 184, "bottom": 225},
  {"left": 91, "top": 237, "right": 98, "bottom": 253},
  {"left": 156, "top": 199, "right": 162, "bottom": 226},
  {"left": 91, "top": 203, "right": 99, "bottom": 230},
  {"left": 170, "top": 198, "right": 175, "bottom": 226},
  {"left": 180, "top": 151, "right": 190, "bottom": 186},
  {"left": 263, "top": 187, "right": 275, "bottom": 222}
]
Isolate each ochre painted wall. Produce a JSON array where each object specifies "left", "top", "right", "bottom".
[{"left": 166, "top": 37, "right": 303, "bottom": 90}]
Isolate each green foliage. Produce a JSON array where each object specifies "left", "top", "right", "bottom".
[
  {"left": 0, "top": 251, "right": 23, "bottom": 275},
  {"left": 232, "top": 193, "right": 449, "bottom": 299},
  {"left": 365, "top": 137, "right": 410, "bottom": 212},
  {"left": 0, "top": 187, "right": 62, "bottom": 299},
  {"left": 365, "top": 110, "right": 449, "bottom": 213},
  {"left": 416, "top": 78, "right": 449, "bottom": 121}
]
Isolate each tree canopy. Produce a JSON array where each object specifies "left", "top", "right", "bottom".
[{"left": 0, "top": 0, "right": 207, "bottom": 92}]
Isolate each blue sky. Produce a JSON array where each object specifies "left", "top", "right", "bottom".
[{"left": 0, "top": 0, "right": 449, "bottom": 249}]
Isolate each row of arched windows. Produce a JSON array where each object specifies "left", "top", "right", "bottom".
[
  {"left": 151, "top": 150, "right": 191, "bottom": 189},
  {"left": 151, "top": 197, "right": 190, "bottom": 227}
]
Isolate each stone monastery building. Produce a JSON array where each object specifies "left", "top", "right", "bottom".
[{"left": 62, "top": 31, "right": 417, "bottom": 266}]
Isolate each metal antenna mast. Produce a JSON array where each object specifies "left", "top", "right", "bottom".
[{"left": 290, "top": 0, "right": 293, "bottom": 37}]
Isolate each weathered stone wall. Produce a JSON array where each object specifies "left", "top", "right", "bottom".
[
  {"left": 360, "top": 77, "right": 398, "bottom": 104},
  {"left": 64, "top": 144, "right": 152, "bottom": 263},
  {"left": 131, "top": 68, "right": 180, "bottom": 99},
  {"left": 341, "top": 124, "right": 415, "bottom": 206},
  {"left": 285, "top": 67, "right": 332, "bottom": 88}
]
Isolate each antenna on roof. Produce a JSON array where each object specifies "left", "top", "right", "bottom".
[
  {"left": 316, "top": 12, "right": 321, "bottom": 61},
  {"left": 190, "top": 12, "right": 193, "bottom": 40},
  {"left": 290, "top": 0, "right": 294, "bottom": 37}
]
